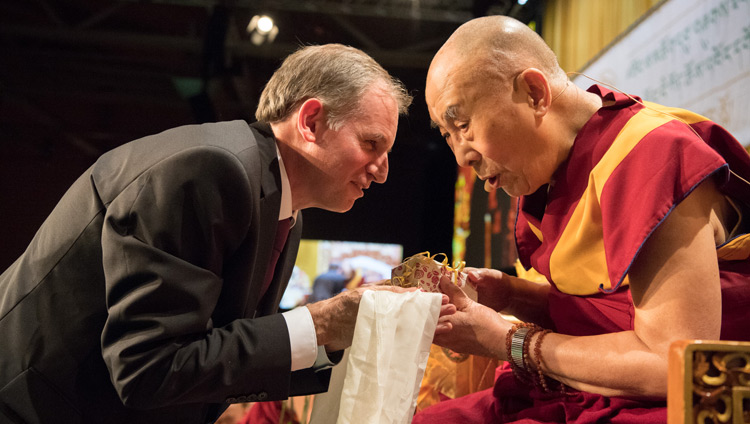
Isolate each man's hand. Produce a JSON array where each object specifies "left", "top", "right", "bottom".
[{"left": 307, "top": 285, "right": 455, "bottom": 352}]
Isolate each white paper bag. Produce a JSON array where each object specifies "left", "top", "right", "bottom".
[{"left": 336, "top": 290, "right": 442, "bottom": 424}]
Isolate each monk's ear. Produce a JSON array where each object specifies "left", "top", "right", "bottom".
[
  {"left": 297, "top": 98, "right": 325, "bottom": 143},
  {"left": 516, "top": 68, "right": 551, "bottom": 117}
]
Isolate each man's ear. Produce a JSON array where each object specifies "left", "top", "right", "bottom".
[
  {"left": 297, "top": 98, "right": 325, "bottom": 143},
  {"left": 517, "top": 68, "right": 551, "bottom": 117}
]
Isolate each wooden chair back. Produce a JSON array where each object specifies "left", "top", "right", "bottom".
[{"left": 668, "top": 340, "right": 750, "bottom": 424}]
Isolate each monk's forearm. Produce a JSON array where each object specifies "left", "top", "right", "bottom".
[
  {"left": 503, "top": 275, "right": 554, "bottom": 328},
  {"left": 529, "top": 330, "right": 667, "bottom": 398}
]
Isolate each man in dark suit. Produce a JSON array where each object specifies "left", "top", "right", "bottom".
[{"left": 0, "top": 44, "right": 422, "bottom": 423}]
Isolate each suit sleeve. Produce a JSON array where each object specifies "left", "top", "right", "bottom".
[{"left": 99, "top": 146, "right": 297, "bottom": 408}]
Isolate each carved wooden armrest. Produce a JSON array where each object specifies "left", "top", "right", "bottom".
[{"left": 668, "top": 340, "right": 750, "bottom": 424}]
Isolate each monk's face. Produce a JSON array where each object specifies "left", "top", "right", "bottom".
[{"left": 426, "top": 50, "right": 553, "bottom": 197}]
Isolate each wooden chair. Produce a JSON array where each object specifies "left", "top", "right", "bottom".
[{"left": 668, "top": 340, "right": 750, "bottom": 424}]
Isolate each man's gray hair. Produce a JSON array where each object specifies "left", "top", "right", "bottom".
[{"left": 256, "top": 44, "right": 412, "bottom": 130}]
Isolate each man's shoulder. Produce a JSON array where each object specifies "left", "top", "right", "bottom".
[
  {"left": 91, "top": 120, "right": 267, "bottom": 195},
  {"left": 170, "top": 120, "right": 258, "bottom": 153}
]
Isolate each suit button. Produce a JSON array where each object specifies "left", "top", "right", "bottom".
[{"left": 258, "top": 392, "right": 268, "bottom": 401}]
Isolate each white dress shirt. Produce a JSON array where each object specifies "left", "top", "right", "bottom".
[{"left": 277, "top": 145, "right": 324, "bottom": 371}]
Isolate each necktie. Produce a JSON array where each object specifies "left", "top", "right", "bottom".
[{"left": 261, "top": 217, "right": 293, "bottom": 298}]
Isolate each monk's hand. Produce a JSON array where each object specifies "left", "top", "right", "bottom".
[
  {"left": 466, "top": 267, "right": 513, "bottom": 312},
  {"left": 432, "top": 274, "right": 512, "bottom": 360},
  {"left": 307, "top": 285, "right": 417, "bottom": 352}
]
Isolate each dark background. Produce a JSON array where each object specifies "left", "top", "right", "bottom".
[{"left": 0, "top": 0, "right": 543, "bottom": 270}]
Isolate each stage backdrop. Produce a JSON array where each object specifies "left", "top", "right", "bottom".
[{"left": 572, "top": 0, "right": 750, "bottom": 147}]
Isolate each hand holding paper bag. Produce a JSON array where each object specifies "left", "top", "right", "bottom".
[
  {"left": 433, "top": 276, "right": 513, "bottom": 360},
  {"left": 307, "top": 285, "right": 413, "bottom": 352}
]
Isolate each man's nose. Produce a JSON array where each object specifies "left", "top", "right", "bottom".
[{"left": 368, "top": 154, "right": 389, "bottom": 184}]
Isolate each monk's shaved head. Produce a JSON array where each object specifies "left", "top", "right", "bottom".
[
  {"left": 425, "top": 16, "right": 587, "bottom": 197},
  {"left": 427, "top": 16, "right": 565, "bottom": 104}
]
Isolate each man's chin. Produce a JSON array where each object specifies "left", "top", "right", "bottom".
[{"left": 326, "top": 199, "right": 357, "bottom": 213}]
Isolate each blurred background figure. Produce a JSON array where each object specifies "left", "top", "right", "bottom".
[{"left": 308, "top": 263, "right": 352, "bottom": 303}]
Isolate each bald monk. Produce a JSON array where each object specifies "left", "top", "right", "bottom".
[{"left": 415, "top": 15, "right": 750, "bottom": 423}]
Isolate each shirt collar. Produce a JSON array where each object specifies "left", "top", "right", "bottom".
[{"left": 276, "top": 143, "right": 298, "bottom": 225}]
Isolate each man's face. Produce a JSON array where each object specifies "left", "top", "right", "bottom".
[
  {"left": 314, "top": 84, "right": 399, "bottom": 212},
  {"left": 426, "top": 54, "right": 552, "bottom": 197}
]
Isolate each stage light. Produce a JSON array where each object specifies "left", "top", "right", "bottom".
[
  {"left": 256, "top": 16, "right": 273, "bottom": 34},
  {"left": 517, "top": 0, "right": 528, "bottom": 5},
  {"left": 247, "top": 14, "right": 278, "bottom": 46}
]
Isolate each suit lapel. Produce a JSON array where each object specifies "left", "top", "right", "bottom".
[
  {"left": 242, "top": 122, "right": 284, "bottom": 316},
  {"left": 244, "top": 121, "right": 304, "bottom": 316}
]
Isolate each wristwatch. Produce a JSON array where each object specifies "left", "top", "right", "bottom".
[{"left": 510, "top": 327, "right": 530, "bottom": 370}]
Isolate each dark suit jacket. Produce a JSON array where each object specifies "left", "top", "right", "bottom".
[{"left": 0, "top": 120, "right": 331, "bottom": 424}]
